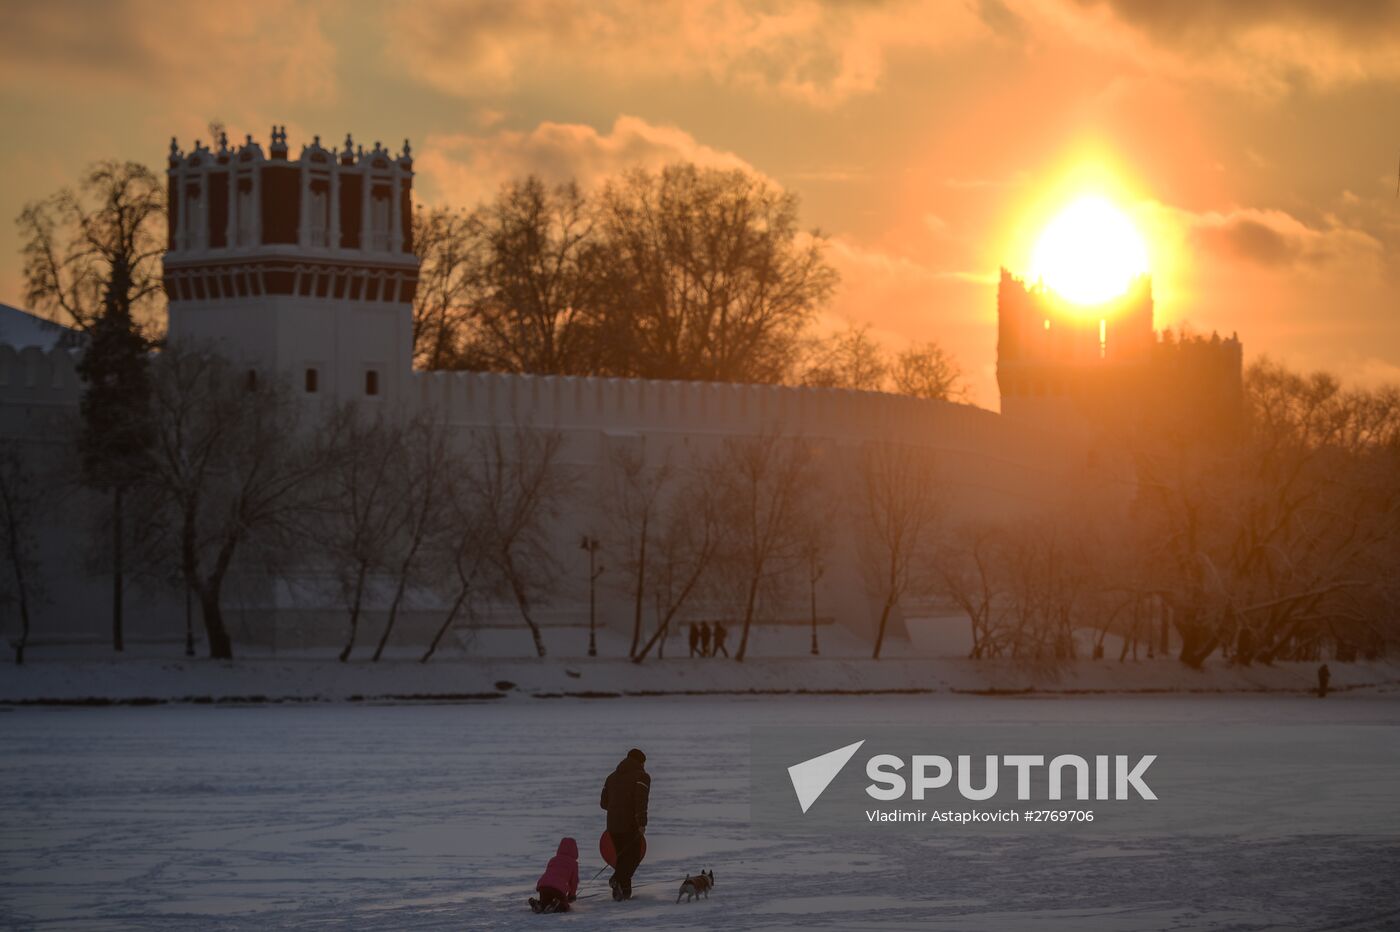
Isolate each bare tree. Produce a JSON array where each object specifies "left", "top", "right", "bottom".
[
  {"left": 311, "top": 409, "right": 405, "bottom": 663},
  {"left": 1083, "top": 518, "right": 1160, "bottom": 662},
  {"left": 597, "top": 164, "right": 837, "bottom": 383},
  {"left": 142, "top": 348, "right": 323, "bottom": 660},
  {"left": 856, "top": 441, "right": 942, "bottom": 659},
  {"left": 17, "top": 160, "right": 166, "bottom": 334},
  {"left": 412, "top": 206, "right": 480, "bottom": 370},
  {"left": 0, "top": 449, "right": 44, "bottom": 665},
  {"left": 891, "top": 341, "right": 968, "bottom": 402},
  {"left": 793, "top": 473, "right": 836, "bottom": 656},
  {"left": 464, "top": 427, "right": 570, "bottom": 658},
  {"left": 934, "top": 522, "right": 1002, "bottom": 659},
  {"left": 416, "top": 164, "right": 835, "bottom": 383},
  {"left": 997, "top": 514, "right": 1096, "bottom": 661},
  {"left": 19, "top": 160, "right": 162, "bottom": 652},
  {"left": 467, "top": 177, "right": 601, "bottom": 375},
  {"left": 605, "top": 444, "right": 675, "bottom": 658},
  {"left": 76, "top": 295, "right": 153, "bottom": 654},
  {"left": 372, "top": 414, "right": 453, "bottom": 661},
  {"left": 421, "top": 443, "right": 491, "bottom": 663},
  {"left": 631, "top": 469, "right": 722, "bottom": 662},
  {"left": 799, "top": 333, "right": 968, "bottom": 402},
  {"left": 800, "top": 324, "right": 889, "bottom": 391},
  {"left": 1132, "top": 359, "right": 1400, "bottom": 667},
  {"left": 710, "top": 429, "right": 814, "bottom": 661}
]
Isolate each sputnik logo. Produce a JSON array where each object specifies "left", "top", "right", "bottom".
[
  {"left": 787, "top": 740, "right": 1158, "bottom": 812},
  {"left": 788, "top": 740, "right": 865, "bottom": 813}
]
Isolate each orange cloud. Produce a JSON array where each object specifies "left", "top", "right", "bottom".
[
  {"left": 1187, "top": 207, "right": 1385, "bottom": 271},
  {"left": 384, "top": 0, "right": 986, "bottom": 105},
  {"left": 1039, "top": 0, "right": 1400, "bottom": 93},
  {"left": 384, "top": 0, "right": 1400, "bottom": 105},
  {"left": 416, "top": 115, "right": 767, "bottom": 206},
  {"left": 0, "top": 1, "right": 337, "bottom": 112},
  {"left": 1130, "top": 198, "right": 1396, "bottom": 391}
]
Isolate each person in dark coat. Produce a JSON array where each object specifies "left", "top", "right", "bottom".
[
  {"left": 713, "top": 622, "right": 730, "bottom": 658},
  {"left": 688, "top": 623, "right": 699, "bottom": 658},
  {"left": 600, "top": 747, "right": 651, "bottom": 900},
  {"left": 699, "top": 622, "right": 712, "bottom": 657},
  {"left": 1318, "top": 663, "right": 1331, "bottom": 698}
]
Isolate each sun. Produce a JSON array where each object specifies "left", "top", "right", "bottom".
[{"left": 1030, "top": 195, "right": 1149, "bottom": 305}]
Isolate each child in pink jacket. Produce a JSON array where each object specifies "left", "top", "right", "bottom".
[{"left": 530, "top": 837, "right": 580, "bottom": 913}]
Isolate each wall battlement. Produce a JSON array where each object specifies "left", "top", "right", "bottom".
[
  {"left": 0, "top": 344, "right": 82, "bottom": 417},
  {"left": 414, "top": 368, "right": 992, "bottom": 442},
  {"left": 409, "top": 368, "right": 1087, "bottom": 510}
]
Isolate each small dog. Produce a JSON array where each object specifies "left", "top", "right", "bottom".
[{"left": 676, "top": 870, "right": 715, "bottom": 903}]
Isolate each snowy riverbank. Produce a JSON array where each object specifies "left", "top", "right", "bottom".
[{"left": 3, "top": 654, "right": 1397, "bottom": 704}]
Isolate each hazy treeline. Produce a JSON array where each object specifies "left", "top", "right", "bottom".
[
  {"left": 933, "top": 360, "right": 1400, "bottom": 667},
  {"left": 412, "top": 167, "right": 969, "bottom": 397}
]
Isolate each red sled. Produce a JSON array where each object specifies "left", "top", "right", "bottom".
[{"left": 599, "top": 830, "right": 647, "bottom": 867}]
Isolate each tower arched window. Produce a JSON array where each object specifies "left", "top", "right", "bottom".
[
  {"left": 237, "top": 179, "right": 255, "bottom": 246},
  {"left": 370, "top": 186, "right": 391, "bottom": 251},
  {"left": 183, "top": 183, "right": 204, "bottom": 250},
  {"left": 309, "top": 180, "right": 329, "bottom": 247}
]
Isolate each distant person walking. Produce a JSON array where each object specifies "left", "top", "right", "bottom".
[
  {"left": 713, "top": 622, "right": 730, "bottom": 658},
  {"left": 699, "top": 622, "right": 712, "bottom": 657},
  {"left": 688, "top": 623, "right": 700, "bottom": 658},
  {"left": 600, "top": 748, "right": 651, "bottom": 901},
  {"left": 1317, "top": 663, "right": 1330, "bottom": 698}
]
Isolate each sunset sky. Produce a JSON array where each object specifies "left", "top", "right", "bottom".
[{"left": 2, "top": 0, "right": 1397, "bottom": 407}]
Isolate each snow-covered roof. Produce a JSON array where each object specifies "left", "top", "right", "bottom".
[{"left": 0, "top": 303, "right": 84, "bottom": 352}]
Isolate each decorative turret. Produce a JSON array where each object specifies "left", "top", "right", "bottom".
[
  {"left": 164, "top": 127, "right": 416, "bottom": 259},
  {"left": 269, "top": 125, "right": 289, "bottom": 160},
  {"left": 163, "top": 127, "right": 420, "bottom": 404}
]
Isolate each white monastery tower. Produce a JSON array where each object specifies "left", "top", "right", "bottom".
[{"left": 162, "top": 128, "right": 419, "bottom": 404}]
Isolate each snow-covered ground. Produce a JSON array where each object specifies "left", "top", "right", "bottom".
[
  {"left": 3, "top": 693, "right": 1398, "bottom": 930},
  {"left": 7, "top": 621, "right": 1397, "bottom": 704}
]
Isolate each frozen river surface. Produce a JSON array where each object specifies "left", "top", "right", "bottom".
[{"left": 2, "top": 693, "right": 1398, "bottom": 931}]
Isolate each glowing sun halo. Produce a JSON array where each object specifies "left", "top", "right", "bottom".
[{"left": 1030, "top": 196, "right": 1149, "bottom": 305}]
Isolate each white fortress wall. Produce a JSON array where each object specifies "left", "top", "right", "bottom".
[
  {"left": 0, "top": 341, "right": 1096, "bottom": 652},
  {"left": 1, "top": 345, "right": 1096, "bottom": 653},
  {"left": 0, "top": 346, "right": 189, "bottom": 647},
  {"left": 402, "top": 369, "right": 1089, "bottom": 646}
]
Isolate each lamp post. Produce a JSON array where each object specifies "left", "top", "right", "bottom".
[{"left": 580, "top": 535, "right": 604, "bottom": 657}]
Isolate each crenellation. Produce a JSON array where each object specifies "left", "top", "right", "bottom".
[
  {"left": 399, "top": 368, "right": 1046, "bottom": 452},
  {"left": 0, "top": 346, "right": 80, "bottom": 404},
  {"left": 619, "top": 379, "right": 639, "bottom": 420}
]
